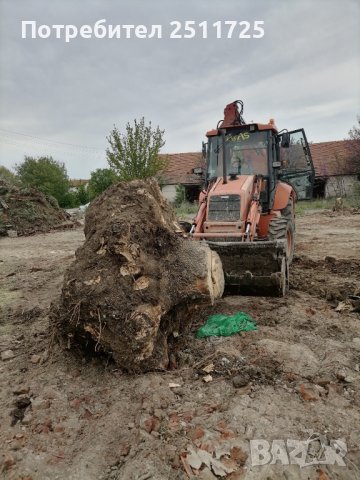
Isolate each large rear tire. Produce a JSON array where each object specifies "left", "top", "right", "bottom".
[
  {"left": 281, "top": 197, "right": 295, "bottom": 230},
  {"left": 268, "top": 216, "right": 295, "bottom": 264}
]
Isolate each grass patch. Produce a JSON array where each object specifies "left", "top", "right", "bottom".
[
  {"left": 296, "top": 195, "right": 360, "bottom": 215},
  {"left": 174, "top": 201, "right": 199, "bottom": 219},
  {"left": 296, "top": 198, "right": 334, "bottom": 215}
]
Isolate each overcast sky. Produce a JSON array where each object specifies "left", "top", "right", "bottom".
[{"left": 0, "top": 0, "right": 359, "bottom": 178}]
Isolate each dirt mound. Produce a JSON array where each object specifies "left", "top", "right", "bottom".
[
  {"left": 293, "top": 254, "right": 360, "bottom": 278},
  {"left": 292, "top": 254, "right": 360, "bottom": 302},
  {"left": 0, "top": 179, "right": 76, "bottom": 236},
  {"left": 50, "top": 179, "right": 224, "bottom": 372}
]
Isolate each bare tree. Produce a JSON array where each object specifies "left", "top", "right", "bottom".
[{"left": 347, "top": 117, "right": 360, "bottom": 171}]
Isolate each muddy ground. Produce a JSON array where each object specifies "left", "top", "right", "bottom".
[{"left": 0, "top": 209, "right": 359, "bottom": 480}]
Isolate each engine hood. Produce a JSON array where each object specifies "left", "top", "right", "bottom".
[{"left": 208, "top": 175, "right": 256, "bottom": 221}]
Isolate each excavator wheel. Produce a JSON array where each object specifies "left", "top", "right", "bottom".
[
  {"left": 281, "top": 197, "right": 294, "bottom": 221},
  {"left": 281, "top": 197, "right": 296, "bottom": 231},
  {"left": 268, "top": 215, "right": 295, "bottom": 264}
]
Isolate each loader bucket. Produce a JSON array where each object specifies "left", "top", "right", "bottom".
[{"left": 206, "top": 240, "right": 289, "bottom": 296}]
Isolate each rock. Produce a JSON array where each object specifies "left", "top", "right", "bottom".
[
  {"left": 189, "top": 425, "right": 205, "bottom": 442},
  {"left": 172, "top": 387, "right": 185, "bottom": 396},
  {"left": 234, "top": 384, "right": 252, "bottom": 396},
  {"left": 54, "top": 424, "right": 65, "bottom": 433},
  {"left": 13, "top": 386, "right": 30, "bottom": 395},
  {"left": 257, "top": 339, "right": 320, "bottom": 377},
  {"left": 168, "top": 382, "right": 181, "bottom": 388},
  {"left": 1, "top": 350, "right": 15, "bottom": 361},
  {"left": 298, "top": 383, "right": 319, "bottom": 401},
  {"left": 230, "top": 446, "right": 248, "bottom": 466},
  {"left": 312, "top": 377, "right": 332, "bottom": 387},
  {"left": 232, "top": 374, "right": 249, "bottom": 388},
  {"left": 221, "top": 357, "right": 231, "bottom": 366},
  {"left": 203, "top": 374, "right": 213, "bottom": 383},
  {"left": 10, "top": 442, "right": 22, "bottom": 452},
  {"left": 141, "top": 415, "right": 160, "bottom": 433},
  {"left": 20, "top": 411, "right": 33, "bottom": 425},
  {"left": 7, "top": 230, "right": 18, "bottom": 238},
  {"left": 324, "top": 256, "right": 336, "bottom": 264},
  {"left": 344, "top": 376, "right": 355, "bottom": 383},
  {"left": 3, "top": 453, "right": 15, "bottom": 470},
  {"left": 335, "top": 300, "right": 352, "bottom": 312},
  {"left": 203, "top": 363, "right": 215, "bottom": 373},
  {"left": 30, "top": 354, "right": 41, "bottom": 364},
  {"left": 118, "top": 443, "right": 131, "bottom": 457},
  {"left": 69, "top": 398, "right": 82, "bottom": 410},
  {"left": 31, "top": 397, "right": 50, "bottom": 410}
]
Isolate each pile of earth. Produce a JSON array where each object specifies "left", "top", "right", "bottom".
[
  {"left": 0, "top": 178, "right": 76, "bottom": 236},
  {"left": 291, "top": 254, "right": 360, "bottom": 308}
]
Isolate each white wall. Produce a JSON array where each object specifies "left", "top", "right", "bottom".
[
  {"left": 161, "top": 184, "right": 177, "bottom": 202},
  {"left": 325, "top": 175, "right": 358, "bottom": 198}
]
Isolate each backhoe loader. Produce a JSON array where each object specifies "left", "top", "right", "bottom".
[{"left": 190, "top": 100, "right": 315, "bottom": 295}]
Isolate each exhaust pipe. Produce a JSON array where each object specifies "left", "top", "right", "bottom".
[{"left": 220, "top": 129, "right": 227, "bottom": 184}]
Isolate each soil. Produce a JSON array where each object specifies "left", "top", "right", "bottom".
[
  {"left": 0, "top": 209, "right": 359, "bottom": 480},
  {"left": 0, "top": 179, "right": 76, "bottom": 236}
]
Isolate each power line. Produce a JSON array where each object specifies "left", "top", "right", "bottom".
[{"left": 0, "top": 128, "right": 105, "bottom": 152}]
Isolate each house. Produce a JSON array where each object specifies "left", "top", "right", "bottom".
[
  {"left": 69, "top": 179, "right": 89, "bottom": 193},
  {"left": 310, "top": 140, "right": 359, "bottom": 198},
  {"left": 160, "top": 152, "right": 204, "bottom": 202},
  {"left": 160, "top": 141, "right": 359, "bottom": 201}
]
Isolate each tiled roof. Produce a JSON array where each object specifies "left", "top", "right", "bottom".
[
  {"left": 160, "top": 141, "right": 359, "bottom": 184},
  {"left": 310, "top": 140, "right": 359, "bottom": 177},
  {"left": 70, "top": 179, "right": 89, "bottom": 187},
  {"left": 160, "top": 152, "right": 204, "bottom": 185}
]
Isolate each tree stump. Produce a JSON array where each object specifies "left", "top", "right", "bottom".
[
  {"left": 50, "top": 179, "right": 224, "bottom": 371},
  {"left": 333, "top": 197, "right": 344, "bottom": 211}
]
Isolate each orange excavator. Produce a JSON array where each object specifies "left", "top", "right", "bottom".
[{"left": 190, "top": 100, "right": 314, "bottom": 295}]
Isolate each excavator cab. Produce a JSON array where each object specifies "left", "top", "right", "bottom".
[
  {"left": 191, "top": 101, "right": 315, "bottom": 296},
  {"left": 205, "top": 125, "right": 314, "bottom": 208},
  {"left": 277, "top": 129, "right": 314, "bottom": 200}
]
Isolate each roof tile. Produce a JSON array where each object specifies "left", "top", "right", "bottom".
[{"left": 160, "top": 141, "right": 359, "bottom": 183}]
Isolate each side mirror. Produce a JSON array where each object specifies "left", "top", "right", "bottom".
[
  {"left": 280, "top": 132, "right": 290, "bottom": 148},
  {"left": 202, "top": 141, "right": 207, "bottom": 159}
]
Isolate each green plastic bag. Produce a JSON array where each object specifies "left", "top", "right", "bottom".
[{"left": 196, "top": 312, "right": 257, "bottom": 338}]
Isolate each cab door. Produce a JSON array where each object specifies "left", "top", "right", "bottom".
[{"left": 278, "top": 129, "right": 315, "bottom": 200}]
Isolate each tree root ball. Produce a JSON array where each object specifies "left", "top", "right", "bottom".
[{"left": 50, "top": 179, "right": 224, "bottom": 371}]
